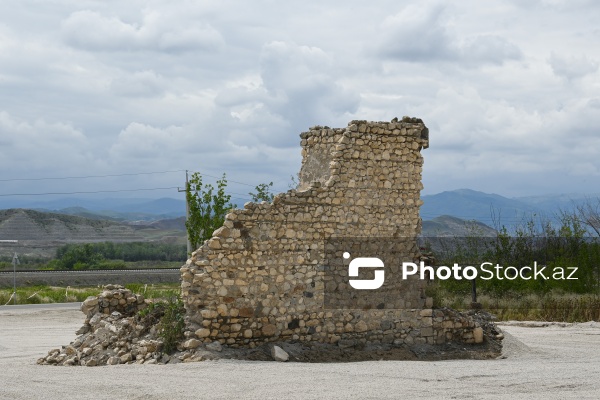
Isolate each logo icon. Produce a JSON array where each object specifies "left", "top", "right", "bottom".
[{"left": 344, "top": 252, "right": 385, "bottom": 290}]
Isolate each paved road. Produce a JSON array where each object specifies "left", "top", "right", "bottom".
[
  {"left": 1, "top": 305, "right": 599, "bottom": 399},
  {"left": 0, "top": 302, "right": 80, "bottom": 311}
]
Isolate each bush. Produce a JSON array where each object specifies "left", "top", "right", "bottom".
[
  {"left": 137, "top": 294, "right": 185, "bottom": 353},
  {"left": 158, "top": 295, "right": 186, "bottom": 353}
]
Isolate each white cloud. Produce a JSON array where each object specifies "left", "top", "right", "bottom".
[
  {"left": 418, "top": 86, "right": 600, "bottom": 195},
  {"left": 108, "top": 122, "right": 225, "bottom": 161},
  {"left": 0, "top": 111, "right": 93, "bottom": 173},
  {"left": 61, "top": 10, "right": 225, "bottom": 53}
]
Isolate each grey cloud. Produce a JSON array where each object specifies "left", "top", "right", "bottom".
[
  {"left": 214, "top": 86, "right": 269, "bottom": 108},
  {"left": 61, "top": 10, "right": 225, "bottom": 53},
  {"left": 1, "top": 0, "right": 598, "bottom": 199},
  {"left": 109, "top": 122, "right": 203, "bottom": 160},
  {"left": 258, "top": 41, "right": 360, "bottom": 130},
  {"left": 210, "top": 41, "right": 361, "bottom": 150},
  {"left": 110, "top": 70, "right": 165, "bottom": 97},
  {"left": 106, "top": 116, "right": 301, "bottom": 190},
  {"left": 0, "top": 111, "right": 94, "bottom": 173},
  {"left": 378, "top": 4, "right": 453, "bottom": 61},
  {"left": 549, "top": 53, "right": 599, "bottom": 80},
  {"left": 378, "top": 4, "right": 522, "bottom": 66},
  {"left": 461, "top": 35, "right": 522, "bottom": 65}
]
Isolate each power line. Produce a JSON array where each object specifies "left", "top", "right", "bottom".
[
  {"left": 0, "top": 187, "right": 180, "bottom": 197},
  {"left": 0, "top": 170, "right": 185, "bottom": 182},
  {"left": 188, "top": 170, "right": 288, "bottom": 191},
  {"left": 1, "top": 168, "right": 290, "bottom": 193}
]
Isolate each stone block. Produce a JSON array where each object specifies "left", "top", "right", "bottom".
[{"left": 271, "top": 345, "right": 289, "bottom": 362}]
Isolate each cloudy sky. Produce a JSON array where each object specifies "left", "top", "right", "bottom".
[{"left": 0, "top": 0, "right": 598, "bottom": 206}]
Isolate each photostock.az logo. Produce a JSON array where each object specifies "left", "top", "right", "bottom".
[{"left": 344, "top": 252, "right": 385, "bottom": 290}]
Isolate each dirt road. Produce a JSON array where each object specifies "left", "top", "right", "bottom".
[{"left": 1, "top": 304, "right": 599, "bottom": 399}]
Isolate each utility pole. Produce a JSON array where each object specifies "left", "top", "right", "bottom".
[
  {"left": 12, "top": 252, "right": 19, "bottom": 304},
  {"left": 1, "top": 240, "right": 18, "bottom": 305},
  {"left": 178, "top": 170, "right": 192, "bottom": 255}
]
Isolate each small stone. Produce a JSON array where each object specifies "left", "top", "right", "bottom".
[
  {"left": 420, "top": 309, "right": 433, "bottom": 317},
  {"left": 216, "top": 304, "right": 228, "bottom": 316},
  {"left": 208, "top": 239, "right": 221, "bottom": 249},
  {"left": 206, "top": 341, "right": 223, "bottom": 352},
  {"left": 107, "top": 356, "right": 120, "bottom": 365},
  {"left": 271, "top": 346, "right": 289, "bottom": 362},
  {"left": 213, "top": 226, "right": 230, "bottom": 238},
  {"left": 82, "top": 296, "right": 98, "bottom": 307},
  {"left": 200, "top": 309, "right": 218, "bottom": 319},
  {"left": 473, "top": 327, "right": 484, "bottom": 344},
  {"left": 75, "top": 324, "right": 90, "bottom": 335},
  {"left": 239, "top": 307, "right": 254, "bottom": 318},
  {"left": 184, "top": 339, "right": 202, "bottom": 349},
  {"left": 261, "top": 324, "right": 277, "bottom": 337},
  {"left": 195, "top": 328, "right": 211, "bottom": 338},
  {"left": 80, "top": 297, "right": 100, "bottom": 316},
  {"left": 85, "top": 359, "right": 98, "bottom": 367},
  {"left": 355, "top": 320, "right": 368, "bottom": 333}
]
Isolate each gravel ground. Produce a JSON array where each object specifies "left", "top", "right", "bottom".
[{"left": 1, "top": 304, "right": 599, "bottom": 400}]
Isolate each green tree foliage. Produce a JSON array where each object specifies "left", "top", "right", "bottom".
[
  {"left": 433, "top": 212, "right": 600, "bottom": 297},
  {"left": 185, "top": 172, "right": 233, "bottom": 250},
  {"left": 249, "top": 182, "right": 275, "bottom": 203},
  {"left": 56, "top": 243, "right": 105, "bottom": 270},
  {"left": 53, "top": 242, "right": 186, "bottom": 270}
]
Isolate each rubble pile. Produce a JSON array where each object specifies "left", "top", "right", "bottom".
[{"left": 38, "top": 285, "right": 165, "bottom": 366}]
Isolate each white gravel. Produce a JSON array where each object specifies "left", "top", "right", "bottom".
[{"left": 1, "top": 304, "right": 599, "bottom": 400}]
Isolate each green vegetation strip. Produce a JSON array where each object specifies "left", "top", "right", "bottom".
[
  {"left": 0, "top": 241, "right": 187, "bottom": 271},
  {"left": 429, "top": 286, "right": 600, "bottom": 323},
  {"left": 0, "top": 283, "right": 181, "bottom": 305}
]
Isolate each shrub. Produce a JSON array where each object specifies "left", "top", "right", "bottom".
[
  {"left": 137, "top": 294, "right": 186, "bottom": 353},
  {"left": 158, "top": 295, "right": 186, "bottom": 353}
]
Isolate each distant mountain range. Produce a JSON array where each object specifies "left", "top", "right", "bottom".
[
  {"left": 0, "top": 189, "right": 597, "bottom": 227},
  {"left": 420, "top": 189, "right": 599, "bottom": 228},
  {"left": 3, "top": 188, "right": 599, "bottom": 260},
  {"left": 0, "top": 197, "right": 187, "bottom": 221},
  {"left": 0, "top": 208, "right": 186, "bottom": 259}
]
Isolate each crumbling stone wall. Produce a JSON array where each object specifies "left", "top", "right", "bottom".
[{"left": 180, "top": 118, "right": 484, "bottom": 349}]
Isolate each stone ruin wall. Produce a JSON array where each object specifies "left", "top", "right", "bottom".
[{"left": 180, "top": 118, "right": 484, "bottom": 349}]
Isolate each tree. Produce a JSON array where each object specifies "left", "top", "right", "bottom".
[
  {"left": 576, "top": 198, "right": 600, "bottom": 237},
  {"left": 185, "top": 172, "right": 233, "bottom": 250},
  {"left": 249, "top": 182, "right": 275, "bottom": 203}
]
